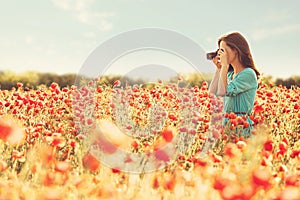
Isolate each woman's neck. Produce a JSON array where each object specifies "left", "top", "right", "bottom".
[{"left": 231, "top": 61, "right": 245, "bottom": 75}]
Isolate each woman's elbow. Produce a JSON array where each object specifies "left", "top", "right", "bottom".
[
  {"left": 217, "top": 91, "right": 226, "bottom": 97},
  {"left": 217, "top": 86, "right": 227, "bottom": 97},
  {"left": 208, "top": 87, "right": 216, "bottom": 95}
]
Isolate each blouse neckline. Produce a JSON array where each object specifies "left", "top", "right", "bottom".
[{"left": 230, "top": 67, "right": 250, "bottom": 81}]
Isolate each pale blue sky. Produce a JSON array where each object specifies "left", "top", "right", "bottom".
[{"left": 0, "top": 0, "right": 299, "bottom": 78}]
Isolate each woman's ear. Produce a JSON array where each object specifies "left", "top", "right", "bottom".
[
  {"left": 233, "top": 48, "right": 239, "bottom": 60},
  {"left": 233, "top": 48, "right": 238, "bottom": 55}
]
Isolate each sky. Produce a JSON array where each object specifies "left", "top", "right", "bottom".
[{"left": 0, "top": 0, "right": 299, "bottom": 79}]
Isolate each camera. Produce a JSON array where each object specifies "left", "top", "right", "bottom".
[{"left": 206, "top": 50, "right": 218, "bottom": 60}]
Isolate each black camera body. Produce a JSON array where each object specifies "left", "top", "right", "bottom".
[{"left": 206, "top": 50, "right": 218, "bottom": 60}]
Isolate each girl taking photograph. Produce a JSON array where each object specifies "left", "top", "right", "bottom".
[{"left": 209, "top": 32, "right": 260, "bottom": 137}]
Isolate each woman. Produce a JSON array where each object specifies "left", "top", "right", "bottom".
[{"left": 208, "top": 32, "right": 260, "bottom": 137}]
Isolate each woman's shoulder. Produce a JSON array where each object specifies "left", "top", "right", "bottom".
[
  {"left": 227, "top": 67, "right": 257, "bottom": 80},
  {"left": 241, "top": 67, "right": 255, "bottom": 75},
  {"left": 241, "top": 67, "right": 256, "bottom": 77}
]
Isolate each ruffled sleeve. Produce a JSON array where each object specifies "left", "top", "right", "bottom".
[{"left": 226, "top": 68, "right": 257, "bottom": 97}]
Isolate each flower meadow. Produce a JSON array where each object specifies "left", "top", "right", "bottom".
[{"left": 0, "top": 80, "right": 300, "bottom": 200}]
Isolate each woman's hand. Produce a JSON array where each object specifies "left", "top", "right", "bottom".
[
  {"left": 216, "top": 49, "right": 230, "bottom": 96},
  {"left": 212, "top": 56, "right": 222, "bottom": 70},
  {"left": 218, "top": 49, "right": 229, "bottom": 68}
]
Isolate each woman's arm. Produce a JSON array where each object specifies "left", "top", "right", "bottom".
[
  {"left": 217, "top": 65, "right": 229, "bottom": 96},
  {"left": 225, "top": 68, "right": 258, "bottom": 96},
  {"left": 208, "top": 56, "right": 222, "bottom": 95},
  {"left": 208, "top": 68, "right": 220, "bottom": 95}
]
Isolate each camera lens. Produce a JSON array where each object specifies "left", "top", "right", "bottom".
[{"left": 206, "top": 51, "right": 217, "bottom": 60}]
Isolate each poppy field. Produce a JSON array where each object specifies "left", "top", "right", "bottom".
[{"left": 0, "top": 80, "right": 300, "bottom": 200}]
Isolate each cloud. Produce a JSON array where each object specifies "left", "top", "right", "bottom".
[
  {"left": 83, "top": 31, "right": 97, "bottom": 38},
  {"left": 78, "top": 11, "right": 114, "bottom": 31},
  {"left": 250, "top": 9, "right": 300, "bottom": 41},
  {"left": 251, "top": 24, "right": 300, "bottom": 41},
  {"left": 51, "top": 0, "right": 94, "bottom": 13},
  {"left": 51, "top": 0, "right": 115, "bottom": 31},
  {"left": 258, "top": 9, "right": 291, "bottom": 25},
  {"left": 25, "top": 36, "right": 34, "bottom": 45}
]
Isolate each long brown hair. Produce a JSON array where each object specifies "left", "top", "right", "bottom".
[{"left": 218, "top": 32, "right": 260, "bottom": 79}]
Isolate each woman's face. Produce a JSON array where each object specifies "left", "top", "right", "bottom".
[{"left": 218, "top": 41, "right": 237, "bottom": 67}]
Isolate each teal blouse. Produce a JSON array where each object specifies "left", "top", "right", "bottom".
[
  {"left": 224, "top": 68, "right": 258, "bottom": 113},
  {"left": 223, "top": 68, "right": 258, "bottom": 137}
]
